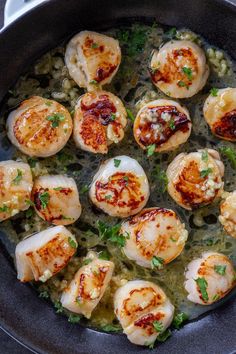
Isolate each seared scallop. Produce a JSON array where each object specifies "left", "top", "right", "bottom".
[
  {"left": 61, "top": 256, "right": 114, "bottom": 318},
  {"left": 7, "top": 96, "right": 73, "bottom": 157},
  {"left": 114, "top": 280, "right": 174, "bottom": 346},
  {"left": 15, "top": 225, "right": 77, "bottom": 282},
  {"left": 65, "top": 31, "right": 121, "bottom": 91},
  {"left": 121, "top": 207, "right": 188, "bottom": 268},
  {"left": 203, "top": 88, "right": 236, "bottom": 141},
  {"left": 73, "top": 91, "right": 127, "bottom": 154},
  {"left": 166, "top": 149, "right": 224, "bottom": 210},
  {"left": 32, "top": 175, "right": 81, "bottom": 225},
  {"left": 149, "top": 40, "right": 209, "bottom": 98},
  {"left": 89, "top": 156, "right": 150, "bottom": 218},
  {"left": 0, "top": 160, "right": 33, "bottom": 221},
  {"left": 184, "top": 252, "right": 235, "bottom": 305},
  {"left": 219, "top": 190, "right": 236, "bottom": 238},
  {"left": 133, "top": 99, "right": 192, "bottom": 153}
]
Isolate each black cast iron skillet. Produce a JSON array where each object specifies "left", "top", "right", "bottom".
[{"left": 0, "top": 0, "right": 236, "bottom": 353}]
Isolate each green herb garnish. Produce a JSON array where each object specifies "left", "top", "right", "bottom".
[
  {"left": 98, "top": 249, "right": 111, "bottom": 260},
  {"left": 214, "top": 264, "right": 226, "bottom": 275},
  {"left": 114, "top": 159, "right": 121, "bottom": 168},
  {"left": 39, "top": 192, "right": 50, "bottom": 209},
  {"left": 25, "top": 199, "right": 34, "bottom": 206},
  {"left": 27, "top": 157, "right": 38, "bottom": 168},
  {"left": 80, "top": 185, "right": 89, "bottom": 194},
  {"left": 151, "top": 256, "right": 164, "bottom": 270},
  {"left": 101, "top": 324, "right": 122, "bottom": 332},
  {"left": 152, "top": 166, "right": 168, "bottom": 193},
  {"left": 0, "top": 205, "right": 10, "bottom": 213},
  {"left": 47, "top": 112, "right": 65, "bottom": 128},
  {"left": 219, "top": 146, "right": 236, "bottom": 169},
  {"left": 54, "top": 300, "right": 63, "bottom": 314},
  {"left": 212, "top": 294, "right": 220, "bottom": 302},
  {"left": 68, "top": 314, "right": 81, "bottom": 323},
  {"left": 53, "top": 187, "right": 64, "bottom": 191},
  {"left": 12, "top": 169, "right": 23, "bottom": 185},
  {"left": 172, "top": 312, "right": 188, "bottom": 329},
  {"left": 195, "top": 277, "right": 209, "bottom": 302},
  {"left": 91, "top": 42, "right": 99, "bottom": 49},
  {"left": 126, "top": 108, "right": 135, "bottom": 122},
  {"left": 117, "top": 25, "right": 147, "bottom": 56},
  {"left": 105, "top": 195, "right": 112, "bottom": 200},
  {"left": 123, "top": 176, "right": 129, "bottom": 184},
  {"left": 177, "top": 80, "right": 187, "bottom": 88},
  {"left": 83, "top": 258, "right": 92, "bottom": 265},
  {"left": 182, "top": 66, "right": 193, "bottom": 80},
  {"left": 200, "top": 168, "right": 213, "bottom": 178},
  {"left": 68, "top": 237, "right": 77, "bottom": 249},
  {"left": 210, "top": 87, "right": 219, "bottom": 96},
  {"left": 89, "top": 80, "right": 98, "bottom": 85},
  {"left": 201, "top": 150, "right": 208, "bottom": 161},
  {"left": 39, "top": 290, "right": 49, "bottom": 299},
  {"left": 153, "top": 320, "right": 164, "bottom": 332},
  {"left": 165, "top": 27, "right": 177, "bottom": 39},
  {"left": 156, "top": 329, "right": 172, "bottom": 342},
  {"left": 97, "top": 221, "right": 129, "bottom": 247},
  {"left": 45, "top": 100, "right": 52, "bottom": 106},
  {"left": 26, "top": 208, "right": 34, "bottom": 218},
  {"left": 110, "top": 113, "right": 116, "bottom": 121},
  {"left": 169, "top": 118, "right": 175, "bottom": 130},
  {"left": 147, "top": 144, "right": 156, "bottom": 157}
]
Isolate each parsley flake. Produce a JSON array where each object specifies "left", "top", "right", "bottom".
[
  {"left": 200, "top": 168, "right": 213, "bottom": 178},
  {"left": 126, "top": 108, "right": 135, "bottom": 122},
  {"left": 53, "top": 187, "right": 64, "bottom": 191},
  {"left": 91, "top": 42, "right": 99, "bottom": 49},
  {"left": 98, "top": 249, "right": 111, "bottom": 260},
  {"left": 110, "top": 113, "right": 116, "bottom": 121},
  {"left": 156, "top": 329, "right": 172, "bottom": 342},
  {"left": 89, "top": 80, "right": 98, "bottom": 85},
  {"left": 39, "top": 192, "right": 50, "bottom": 209},
  {"left": 54, "top": 300, "right": 63, "bottom": 314},
  {"left": 177, "top": 80, "right": 187, "bottom": 88},
  {"left": 147, "top": 144, "right": 156, "bottom": 157},
  {"left": 68, "top": 237, "right": 77, "bottom": 249},
  {"left": 172, "top": 312, "right": 188, "bottom": 329},
  {"left": 153, "top": 320, "right": 164, "bottom": 332},
  {"left": 201, "top": 150, "right": 209, "bottom": 161},
  {"left": 151, "top": 256, "right": 164, "bottom": 270},
  {"left": 212, "top": 294, "right": 220, "bottom": 302},
  {"left": 83, "top": 258, "right": 92, "bottom": 265},
  {"left": 47, "top": 112, "right": 65, "bottom": 128},
  {"left": 101, "top": 324, "right": 122, "bottom": 332},
  {"left": 214, "top": 264, "right": 226, "bottom": 275},
  {"left": 80, "top": 185, "right": 89, "bottom": 194},
  {"left": 68, "top": 314, "right": 81, "bottom": 323},
  {"left": 195, "top": 277, "right": 209, "bottom": 302},
  {"left": 28, "top": 157, "right": 38, "bottom": 168},
  {"left": 105, "top": 195, "right": 112, "bottom": 200},
  {"left": 210, "top": 87, "right": 219, "bottom": 97},
  {"left": 12, "top": 169, "right": 23, "bottom": 185},
  {"left": 219, "top": 146, "right": 236, "bottom": 169},
  {"left": 169, "top": 118, "right": 175, "bottom": 130},
  {"left": 114, "top": 159, "right": 121, "bottom": 168},
  {"left": 152, "top": 165, "right": 168, "bottom": 193},
  {"left": 182, "top": 66, "right": 193, "bottom": 80},
  {"left": 97, "top": 221, "right": 130, "bottom": 247},
  {"left": 39, "top": 290, "right": 49, "bottom": 299},
  {"left": 0, "top": 205, "right": 10, "bottom": 213}
]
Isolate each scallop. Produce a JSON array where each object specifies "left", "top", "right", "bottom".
[
  {"left": 184, "top": 252, "right": 236, "bottom": 305},
  {"left": 133, "top": 99, "right": 192, "bottom": 152},
  {"left": 89, "top": 156, "right": 150, "bottom": 217},
  {"left": 149, "top": 40, "right": 209, "bottom": 98},
  {"left": 15, "top": 225, "right": 77, "bottom": 282},
  {"left": 0, "top": 160, "right": 33, "bottom": 222},
  {"left": 73, "top": 90, "right": 127, "bottom": 154},
  {"left": 61, "top": 256, "right": 114, "bottom": 318},
  {"left": 31, "top": 175, "right": 81, "bottom": 225},
  {"left": 166, "top": 149, "right": 224, "bottom": 210},
  {"left": 219, "top": 190, "right": 236, "bottom": 238},
  {"left": 7, "top": 96, "right": 73, "bottom": 157},
  {"left": 114, "top": 280, "right": 174, "bottom": 346},
  {"left": 203, "top": 88, "right": 236, "bottom": 141},
  {"left": 65, "top": 31, "right": 121, "bottom": 91},
  {"left": 121, "top": 207, "right": 188, "bottom": 268}
]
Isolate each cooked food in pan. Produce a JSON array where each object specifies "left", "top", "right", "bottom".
[{"left": 0, "top": 23, "right": 235, "bottom": 348}]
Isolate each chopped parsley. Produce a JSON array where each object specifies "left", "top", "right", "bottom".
[
  {"left": 177, "top": 80, "right": 187, "bottom": 88},
  {"left": 153, "top": 320, "right": 164, "bottom": 332},
  {"left": 123, "top": 176, "right": 129, "bottom": 184},
  {"left": 0, "top": 205, "right": 10, "bottom": 213},
  {"left": 12, "top": 169, "right": 23, "bottom": 185},
  {"left": 68, "top": 314, "right": 81, "bottom": 323},
  {"left": 45, "top": 100, "right": 52, "bottom": 106},
  {"left": 151, "top": 256, "right": 164, "bottom": 270},
  {"left": 68, "top": 237, "right": 77, "bottom": 249},
  {"left": 201, "top": 150, "right": 209, "bottom": 162},
  {"left": 172, "top": 312, "right": 189, "bottom": 329},
  {"left": 114, "top": 159, "right": 121, "bottom": 168},
  {"left": 98, "top": 249, "right": 111, "bottom": 260},
  {"left": 165, "top": 27, "right": 177, "bottom": 40},
  {"left": 152, "top": 165, "right": 168, "bottom": 193},
  {"left": 47, "top": 112, "right": 65, "bottom": 128},
  {"left": 117, "top": 25, "right": 147, "bottom": 57},
  {"left": 57, "top": 151, "right": 73, "bottom": 164},
  {"left": 156, "top": 329, "right": 172, "bottom": 342},
  {"left": 214, "top": 264, "right": 226, "bottom": 275},
  {"left": 169, "top": 118, "right": 176, "bottom": 130},
  {"left": 27, "top": 157, "right": 38, "bottom": 168},
  {"left": 182, "top": 66, "right": 193, "bottom": 80},
  {"left": 97, "top": 221, "right": 130, "bottom": 247},
  {"left": 195, "top": 277, "right": 209, "bottom": 302},
  {"left": 101, "top": 324, "right": 122, "bottom": 332},
  {"left": 80, "top": 184, "right": 89, "bottom": 194},
  {"left": 53, "top": 187, "right": 64, "bottom": 191},
  {"left": 89, "top": 80, "right": 98, "bottom": 85},
  {"left": 210, "top": 87, "right": 219, "bottom": 96},
  {"left": 110, "top": 113, "right": 116, "bottom": 121},
  {"left": 105, "top": 195, "right": 112, "bottom": 200},
  {"left": 83, "top": 258, "right": 92, "bottom": 265},
  {"left": 212, "top": 294, "right": 220, "bottom": 302},
  {"left": 26, "top": 208, "right": 34, "bottom": 218},
  {"left": 39, "top": 290, "right": 49, "bottom": 299},
  {"left": 219, "top": 146, "right": 236, "bottom": 169},
  {"left": 91, "top": 42, "right": 99, "bottom": 49},
  {"left": 25, "top": 199, "right": 34, "bottom": 206},
  {"left": 54, "top": 300, "right": 63, "bottom": 314},
  {"left": 39, "top": 192, "right": 50, "bottom": 209},
  {"left": 200, "top": 168, "right": 213, "bottom": 178},
  {"left": 147, "top": 144, "right": 156, "bottom": 157},
  {"left": 126, "top": 108, "right": 135, "bottom": 122}
]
